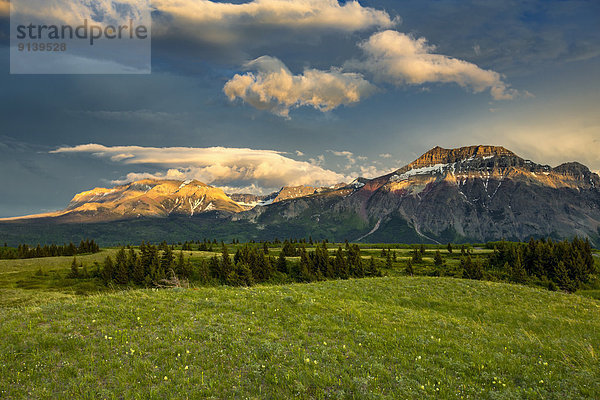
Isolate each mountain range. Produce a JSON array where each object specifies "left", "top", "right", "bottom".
[{"left": 1, "top": 145, "right": 599, "bottom": 245}]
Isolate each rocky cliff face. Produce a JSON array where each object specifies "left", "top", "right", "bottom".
[
  {"left": 4, "top": 179, "right": 244, "bottom": 222},
  {"left": 238, "top": 146, "right": 600, "bottom": 243}
]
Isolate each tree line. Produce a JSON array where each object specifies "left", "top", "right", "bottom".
[
  {"left": 405, "top": 237, "right": 596, "bottom": 292},
  {"left": 486, "top": 237, "right": 595, "bottom": 292},
  {"left": 0, "top": 240, "right": 100, "bottom": 260},
  {"left": 73, "top": 241, "right": 381, "bottom": 287}
]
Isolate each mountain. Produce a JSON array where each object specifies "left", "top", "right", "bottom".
[
  {"left": 1, "top": 179, "right": 244, "bottom": 222},
  {"left": 1, "top": 145, "right": 599, "bottom": 245},
  {"left": 234, "top": 145, "right": 600, "bottom": 243}
]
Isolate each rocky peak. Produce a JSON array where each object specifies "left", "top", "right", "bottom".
[
  {"left": 272, "top": 186, "right": 317, "bottom": 203},
  {"left": 408, "top": 145, "right": 517, "bottom": 169}
]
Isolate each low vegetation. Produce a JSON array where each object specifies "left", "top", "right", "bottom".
[{"left": 0, "top": 238, "right": 598, "bottom": 398}]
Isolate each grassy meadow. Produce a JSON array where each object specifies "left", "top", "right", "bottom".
[{"left": 0, "top": 245, "right": 599, "bottom": 398}]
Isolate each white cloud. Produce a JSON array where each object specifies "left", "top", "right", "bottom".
[
  {"left": 51, "top": 144, "right": 351, "bottom": 194},
  {"left": 328, "top": 150, "right": 356, "bottom": 166},
  {"left": 358, "top": 165, "right": 395, "bottom": 179},
  {"left": 153, "top": 0, "right": 397, "bottom": 44},
  {"left": 379, "top": 153, "right": 392, "bottom": 158},
  {"left": 295, "top": 150, "right": 305, "bottom": 156},
  {"left": 349, "top": 30, "right": 520, "bottom": 100},
  {"left": 224, "top": 56, "right": 376, "bottom": 117}
]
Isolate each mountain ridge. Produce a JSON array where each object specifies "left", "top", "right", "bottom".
[{"left": 2, "top": 145, "right": 599, "bottom": 244}]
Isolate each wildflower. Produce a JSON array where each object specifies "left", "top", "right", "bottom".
[
  {"left": 185, "top": 366, "right": 189, "bottom": 370},
  {"left": 304, "top": 358, "right": 310, "bottom": 363},
  {"left": 164, "top": 376, "right": 168, "bottom": 381},
  {"left": 186, "top": 350, "right": 190, "bottom": 354},
  {"left": 420, "top": 385, "right": 425, "bottom": 390}
]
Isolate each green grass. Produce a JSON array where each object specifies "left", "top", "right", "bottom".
[{"left": 1, "top": 276, "right": 599, "bottom": 399}]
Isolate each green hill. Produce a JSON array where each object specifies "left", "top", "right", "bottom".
[{"left": 1, "top": 276, "right": 598, "bottom": 399}]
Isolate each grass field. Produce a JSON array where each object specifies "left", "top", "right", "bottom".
[{"left": 1, "top": 248, "right": 599, "bottom": 398}]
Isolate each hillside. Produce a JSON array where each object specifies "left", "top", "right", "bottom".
[{"left": 0, "top": 276, "right": 598, "bottom": 398}]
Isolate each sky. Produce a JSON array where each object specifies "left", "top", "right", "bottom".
[{"left": 0, "top": 0, "right": 599, "bottom": 217}]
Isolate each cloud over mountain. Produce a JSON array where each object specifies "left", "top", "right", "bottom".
[
  {"left": 223, "top": 56, "right": 376, "bottom": 117},
  {"left": 51, "top": 144, "right": 350, "bottom": 193},
  {"left": 349, "top": 30, "right": 520, "bottom": 100}
]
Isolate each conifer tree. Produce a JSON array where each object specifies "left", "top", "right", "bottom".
[
  {"left": 115, "top": 248, "right": 129, "bottom": 284},
  {"left": 102, "top": 255, "right": 115, "bottom": 283},
  {"left": 412, "top": 248, "right": 422, "bottom": 263},
  {"left": 433, "top": 250, "right": 444, "bottom": 267},
  {"left": 70, "top": 257, "right": 79, "bottom": 278},
  {"left": 405, "top": 259, "right": 414, "bottom": 276},
  {"left": 220, "top": 244, "right": 234, "bottom": 283},
  {"left": 510, "top": 255, "right": 527, "bottom": 284},
  {"left": 276, "top": 251, "right": 288, "bottom": 274},
  {"left": 333, "top": 246, "right": 348, "bottom": 279}
]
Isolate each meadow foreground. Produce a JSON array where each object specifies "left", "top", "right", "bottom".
[{"left": 1, "top": 276, "right": 598, "bottom": 399}]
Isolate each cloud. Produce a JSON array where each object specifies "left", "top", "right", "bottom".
[
  {"left": 295, "top": 150, "right": 305, "bottom": 156},
  {"left": 328, "top": 150, "right": 356, "bottom": 167},
  {"left": 0, "top": 0, "right": 9, "bottom": 17},
  {"left": 153, "top": 0, "right": 397, "bottom": 45},
  {"left": 498, "top": 125, "right": 600, "bottom": 172},
  {"left": 379, "top": 153, "right": 392, "bottom": 158},
  {"left": 358, "top": 165, "right": 395, "bottom": 179},
  {"left": 224, "top": 56, "right": 376, "bottom": 117},
  {"left": 51, "top": 144, "right": 351, "bottom": 193},
  {"left": 348, "top": 30, "right": 520, "bottom": 100}
]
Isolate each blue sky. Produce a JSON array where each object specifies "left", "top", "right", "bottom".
[{"left": 0, "top": 0, "right": 599, "bottom": 217}]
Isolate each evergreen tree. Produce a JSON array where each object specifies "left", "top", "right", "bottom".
[
  {"left": 447, "top": 243, "right": 453, "bottom": 253},
  {"left": 220, "top": 244, "right": 234, "bottom": 283},
  {"left": 462, "top": 256, "right": 483, "bottom": 280},
  {"left": 70, "top": 257, "right": 79, "bottom": 278},
  {"left": 510, "top": 255, "right": 527, "bottom": 284},
  {"left": 276, "top": 251, "right": 288, "bottom": 274},
  {"left": 412, "top": 248, "right": 422, "bottom": 263},
  {"left": 405, "top": 259, "right": 414, "bottom": 276},
  {"left": 102, "top": 255, "right": 115, "bottom": 283},
  {"left": 235, "top": 263, "right": 255, "bottom": 286},
  {"left": 433, "top": 250, "right": 444, "bottom": 267},
  {"left": 554, "top": 261, "right": 576, "bottom": 292},
  {"left": 333, "top": 246, "right": 348, "bottom": 279},
  {"left": 115, "top": 248, "right": 129, "bottom": 284}
]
